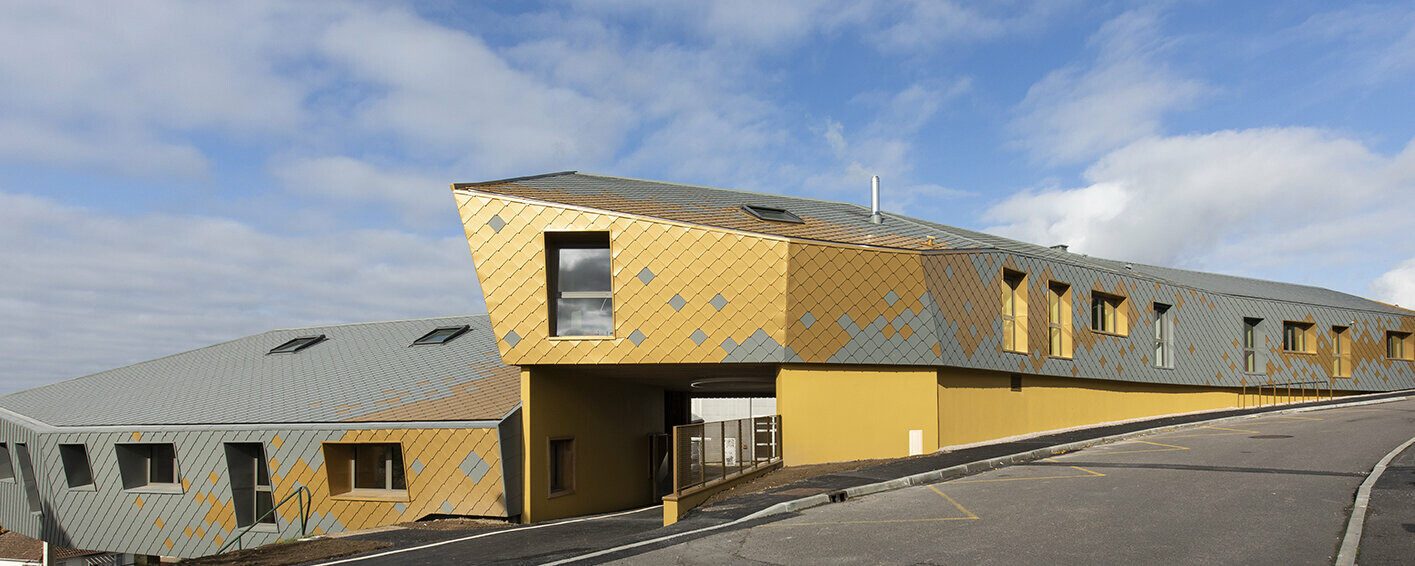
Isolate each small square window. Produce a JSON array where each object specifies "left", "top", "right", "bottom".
[
  {"left": 1009, "top": 374, "right": 1023, "bottom": 392},
  {"left": 1282, "top": 321, "right": 1314, "bottom": 354},
  {"left": 412, "top": 325, "right": 470, "bottom": 346},
  {"left": 740, "top": 205, "right": 804, "bottom": 224},
  {"left": 1388, "top": 331, "right": 1413, "bottom": 361},
  {"left": 548, "top": 437, "right": 576, "bottom": 497},
  {"left": 268, "top": 335, "right": 326, "bottom": 354},
  {"left": 1090, "top": 292, "right": 1127, "bottom": 335},
  {"left": 115, "top": 443, "right": 180, "bottom": 491},
  {"left": 59, "top": 444, "right": 95, "bottom": 489}
]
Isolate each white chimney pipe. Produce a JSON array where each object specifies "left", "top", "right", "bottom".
[{"left": 870, "top": 175, "right": 883, "bottom": 224}]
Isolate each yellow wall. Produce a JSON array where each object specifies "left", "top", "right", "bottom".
[
  {"left": 777, "top": 366, "right": 938, "bottom": 465},
  {"left": 936, "top": 369, "right": 1243, "bottom": 447},
  {"left": 521, "top": 367, "right": 664, "bottom": 522}
]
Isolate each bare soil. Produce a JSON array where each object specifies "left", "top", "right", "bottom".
[
  {"left": 178, "top": 537, "right": 389, "bottom": 566},
  {"left": 395, "top": 517, "right": 512, "bottom": 531},
  {"left": 699, "top": 457, "right": 900, "bottom": 507}
]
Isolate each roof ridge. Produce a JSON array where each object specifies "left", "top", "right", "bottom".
[
  {"left": 455, "top": 171, "right": 579, "bottom": 187},
  {"left": 267, "top": 313, "right": 489, "bottom": 333}
]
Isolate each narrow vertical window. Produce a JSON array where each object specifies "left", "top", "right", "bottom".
[
  {"left": 1153, "top": 303, "right": 1174, "bottom": 369},
  {"left": 225, "top": 443, "right": 277, "bottom": 527},
  {"left": 1332, "top": 326, "right": 1351, "bottom": 378},
  {"left": 1001, "top": 270, "right": 1027, "bottom": 353},
  {"left": 15, "top": 443, "right": 41, "bottom": 513},
  {"left": 1047, "top": 282, "right": 1072, "bottom": 358},
  {"left": 0, "top": 443, "right": 14, "bottom": 481},
  {"left": 58, "top": 444, "right": 95, "bottom": 489},
  {"left": 548, "top": 437, "right": 576, "bottom": 497},
  {"left": 547, "top": 232, "right": 613, "bottom": 337},
  {"left": 1243, "top": 318, "right": 1262, "bottom": 373}
]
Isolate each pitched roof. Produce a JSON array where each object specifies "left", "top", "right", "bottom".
[
  {"left": 0, "top": 315, "right": 519, "bottom": 427},
  {"left": 457, "top": 171, "right": 1409, "bottom": 315}
]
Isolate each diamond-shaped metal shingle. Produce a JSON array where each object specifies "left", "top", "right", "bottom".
[
  {"left": 669, "top": 294, "right": 686, "bottom": 311},
  {"left": 691, "top": 329, "right": 709, "bottom": 345},
  {"left": 504, "top": 330, "right": 521, "bottom": 348},
  {"left": 709, "top": 293, "right": 728, "bottom": 311},
  {"left": 637, "top": 267, "right": 655, "bottom": 285},
  {"left": 628, "top": 329, "right": 646, "bottom": 346},
  {"left": 884, "top": 291, "right": 899, "bottom": 306},
  {"left": 800, "top": 312, "right": 816, "bottom": 329},
  {"left": 487, "top": 214, "right": 506, "bottom": 233}
]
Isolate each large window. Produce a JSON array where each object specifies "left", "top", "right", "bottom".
[
  {"left": 1047, "top": 282, "right": 1072, "bottom": 358},
  {"left": 1282, "top": 321, "right": 1314, "bottom": 354},
  {"left": 548, "top": 437, "right": 575, "bottom": 497},
  {"left": 115, "top": 443, "right": 180, "bottom": 491},
  {"left": 324, "top": 443, "right": 407, "bottom": 498},
  {"left": 1153, "top": 303, "right": 1174, "bottom": 369},
  {"left": 1090, "top": 292, "right": 1127, "bottom": 335},
  {"left": 1001, "top": 270, "right": 1027, "bottom": 353},
  {"left": 58, "top": 444, "right": 95, "bottom": 489},
  {"left": 1332, "top": 326, "right": 1352, "bottom": 378},
  {"left": 547, "top": 232, "right": 613, "bottom": 337},
  {"left": 1243, "top": 318, "right": 1262, "bottom": 373},
  {"left": 224, "top": 443, "right": 276, "bottom": 528},
  {"left": 1389, "top": 331, "right": 1413, "bottom": 361}
]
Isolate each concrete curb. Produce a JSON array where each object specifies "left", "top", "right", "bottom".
[
  {"left": 1335, "top": 433, "right": 1415, "bottom": 566},
  {"left": 742, "top": 394, "right": 1410, "bottom": 523}
]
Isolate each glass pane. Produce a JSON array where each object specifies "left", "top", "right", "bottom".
[
  {"left": 256, "top": 491, "right": 275, "bottom": 524},
  {"left": 557, "top": 247, "right": 611, "bottom": 293},
  {"left": 255, "top": 454, "right": 270, "bottom": 486},
  {"left": 354, "top": 445, "right": 383, "bottom": 489},
  {"left": 556, "top": 297, "right": 613, "bottom": 336},
  {"left": 389, "top": 446, "right": 406, "bottom": 490},
  {"left": 150, "top": 445, "right": 176, "bottom": 484}
]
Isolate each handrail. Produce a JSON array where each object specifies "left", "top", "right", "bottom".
[{"left": 217, "top": 485, "right": 312, "bottom": 554}]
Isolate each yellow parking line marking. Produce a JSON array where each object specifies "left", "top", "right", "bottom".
[
  {"left": 1206, "top": 426, "right": 1261, "bottom": 433},
  {"left": 929, "top": 485, "right": 979, "bottom": 519},
  {"left": 1086, "top": 440, "right": 1190, "bottom": 455},
  {"left": 1264, "top": 415, "right": 1322, "bottom": 421},
  {"left": 1161, "top": 425, "right": 1260, "bottom": 439},
  {"left": 766, "top": 485, "right": 981, "bottom": 527},
  {"left": 952, "top": 464, "right": 1106, "bottom": 484}
]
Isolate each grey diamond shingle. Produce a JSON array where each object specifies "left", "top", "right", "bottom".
[
  {"left": 628, "top": 329, "right": 646, "bottom": 346},
  {"left": 710, "top": 293, "right": 728, "bottom": 311},
  {"left": 884, "top": 291, "right": 899, "bottom": 306},
  {"left": 800, "top": 312, "right": 816, "bottom": 329},
  {"left": 691, "top": 329, "right": 709, "bottom": 345},
  {"left": 504, "top": 329, "right": 521, "bottom": 348},
  {"left": 487, "top": 214, "right": 506, "bottom": 233},
  {"left": 637, "top": 267, "right": 655, "bottom": 285},
  {"left": 669, "top": 294, "right": 686, "bottom": 311}
]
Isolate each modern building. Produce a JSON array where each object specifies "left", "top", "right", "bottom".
[{"left": 2, "top": 172, "right": 1412, "bottom": 557}]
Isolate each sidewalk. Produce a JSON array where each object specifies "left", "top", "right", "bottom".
[{"left": 330, "top": 390, "right": 1413, "bottom": 565}]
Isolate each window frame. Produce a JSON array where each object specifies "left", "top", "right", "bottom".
[
  {"left": 268, "top": 335, "right": 326, "bottom": 354},
  {"left": 1243, "top": 318, "right": 1263, "bottom": 374},
  {"left": 224, "top": 442, "right": 277, "bottom": 529},
  {"left": 14, "top": 443, "right": 41, "bottom": 514},
  {"left": 1047, "top": 282, "right": 1073, "bottom": 359},
  {"left": 58, "top": 443, "right": 96, "bottom": 490},
  {"left": 1388, "top": 331, "right": 1413, "bottom": 361},
  {"left": 411, "top": 325, "right": 470, "bottom": 346},
  {"left": 740, "top": 204, "right": 805, "bottom": 224},
  {"left": 1153, "top": 303, "right": 1174, "bottom": 369},
  {"left": 1001, "top": 270, "right": 1028, "bottom": 354},
  {"left": 1281, "top": 321, "right": 1315, "bottom": 354},
  {"left": 546, "top": 231, "right": 614, "bottom": 339},
  {"left": 1332, "top": 325, "right": 1352, "bottom": 378},
  {"left": 322, "top": 442, "right": 410, "bottom": 501},
  {"left": 1089, "top": 292, "right": 1128, "bottom": 336},
  {"left": 115, "top": 443, "right": 182, "bottom": 493},
  {"left": 548, "top": 436, "right": 576, "bottom": 498}
]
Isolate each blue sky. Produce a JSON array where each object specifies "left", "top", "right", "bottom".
[{"left": 2, "top": 1, "right": 1414, "bottom": 394}]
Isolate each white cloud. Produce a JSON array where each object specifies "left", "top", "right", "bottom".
[
  {"left": 1373, "top": 257, "right": 1415, "bottom": 309},
  {"left": 272, "top": 156, "right": 453, "bottom": 226},
  {"left": 984, "top": 128, "right": 1415, "bottom": 278},
  {"left": 0, "top": 190, "right": 483, "bottom": 395},
  {"left": 1013, "top": 11, "right": 1206, "bottom": 165}
]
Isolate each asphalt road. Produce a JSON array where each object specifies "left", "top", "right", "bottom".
[{"left": 614, "top": 398, "right": 1415, "bottom": 565}]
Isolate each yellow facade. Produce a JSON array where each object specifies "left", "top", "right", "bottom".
[
  {"left": 777, "top": 366, "right": 938, "bottom": 465},
  {"left": 520, "top": 367, "right": 664, "bottom": 523}
]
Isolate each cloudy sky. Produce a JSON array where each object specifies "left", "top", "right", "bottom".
[{"left": 3, "top": 1, "right": 1414, "bottom": 394}]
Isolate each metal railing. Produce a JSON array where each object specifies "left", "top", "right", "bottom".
[
  {"left": 1240, "top": 379, "right": 1334, "bottom": 408},
  {"left": 217, "top": 485, "right": 312, "bottom": 553},
  {"left": 672, "top": 415, "right": 781, "bottom": 497}
]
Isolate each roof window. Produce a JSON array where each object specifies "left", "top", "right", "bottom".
[
  {"left": 741, "top": 205, "right": 804, "bottom": 224},
  {"left": 413, "top": 325, "right": 470, "bottom": 346},
  {"left": 268, "top": 335, "right": 326, "bottom": 354}
]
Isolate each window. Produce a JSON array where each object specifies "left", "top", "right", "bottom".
[
  {"left": 740, "top": 205, "right": 804, "bottom": 224},
  {"left": 1282, "top": 321, "right": 1314, "bottom": 354},
  {"left": 1010, "top": 374, "right": 1023, "bottom": 392},
  {"left": 58, "top": 444, "right": 94, "bottom": 489},
  {"left": 224, "top": 443, "right": 276, "bottom": 528},
  {"left": 547, "top": 232, "right": 613, "bottom": 337},
  {"left": 1047, "top": 282, "right": 1073, "bottom": 358},
  {"left": 1332, "top": 326, "right": 1352, "bottom": 378},
  {"left": 1389, "top": 331, "right": 1413, "bottom": 360},
  {"left": 548, "top": 437, "right": 575, "bottom": 497},
  {"left": 15, "top": 444, "right": 41, "bottom": 513},
  {"left": 323, "top": 443, "right": 407, "bottom": 497},
  {"left": 1153, "top": 303, "right": 1174, "bottom": 369},
  {"left": 0, "top": 443, "right": 14, "bottom": 481},
  {"left": 412, "top": 325, "right": 470, "bottom": 346},
  {"left": 1243, "top": 318, "right": 1262, "bottom": 374},
  {"left": 1001, "top": 270, "right": 1028, "bottom": 353},
  {"left": 268, "top": 335, "right": 325, "bottom": 354},
  {"left": 1090, "top": 292, "right": 1127, "bottom": 335},
  {"left": 115, "top": 443, "right": 180, "bottom": 491}
]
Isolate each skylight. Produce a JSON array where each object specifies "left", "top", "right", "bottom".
[
  {"left": 412, "top": 325, "right": 470, "bottom": 346},
  {"left": 741, "top": 205, "right": 804, "bottom": 224},
  {"left": 268, "top": 335, "right": 326, "bottom": 354}
]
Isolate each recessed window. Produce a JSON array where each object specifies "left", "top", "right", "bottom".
[
  {"left": 58, "top": 444, "right": 95, "bottom": 489},
  {"left": 740, "top": 205, "right": 804, "bottom": 224},
  {"left": 1047, "top": 282, "right": 1072, "bottom": 358},
  {"left": 14, "top": 444, "right": 40, "bottom": 513},
  {"left": 1332, "top": 326, "right": 1352, "bottom": 378},
  {"left": 0, "top": 443, "right": 14, "bottom": 481},
  {"left": 548, "top": 437, "right": 576, "bottom": 497},
  {"left": 1153, "top": 303, "right": 1174, "bottom": 369},
  {"left": 1090, "top": 292, "right": 1127, "bottom": 335},
  {"left": 1243, "top": 318, "right": 1262, "bottom": 374},
  {"left": 1001, "top": 270, "right": 1028, "bottom": 354},
  {"left": 323, "top": 443, "right": 407, "bottom": 498},
  {"left": 1009, "top": 374, "right": 1023, "bottom": 392},
  {"left": 1282, "top": 321, "right": 1314, "bottom": 354},
  {"left": 412, "top": 325, "right": 470, "bottom": 346},
  {"left": 115, "top": 443, "right": 180, "bottom": 491},
  {"left": 547, "top": 232, "right": 613, "bottom": 337},
  {"left": 268, "top": 335, "right": 326, "bottom": 354},
  {"left": 224, "top": 443, "right": 276, "bottom": 528},
  {"left": 1388, "top": 331, "right": 1413, "bottom": 361}
]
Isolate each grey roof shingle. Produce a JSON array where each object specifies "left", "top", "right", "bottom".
[{"left": 0, "top": 315, "right": 519, "bottom": 427}]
